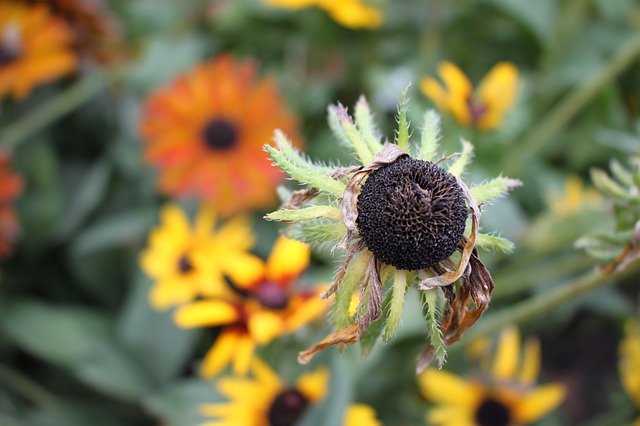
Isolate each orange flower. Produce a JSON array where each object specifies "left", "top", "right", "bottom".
[
  {"left": 140, "top": 55, "right": 300, "bottom": 217},
  {"left": 0, "top": 153, "right": 23, "bottom": 257},
  {"left": 0, "top": 1, "right": 77, "bottom": 99},
  {"left": 174, "top": 236, "right": 328, "bottom": 377}
]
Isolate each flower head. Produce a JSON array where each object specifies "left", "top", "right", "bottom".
[
  {"left": 0, "top": 153, "right": 22, "bottom": 256},
  {"left": 201, "top": 358, "right": 381, "bottom": 426},
  {"left": 420, "top": 62, "right": 518, "bottom": 131},
  {"left": 140, "top": 203, "right": 263, "bottom": 309},
  {"left": 266, "top": 0, "right": 383, "bottom": 29},
  {"left": 419, "top": 327, "right": 565, "bottom": 426},
  {"left": 546, "top": 176, "right": 601, "bottom": 216},
  {"left": 140, "top": 55, "right": 300, "bottom": 216},
  {"left": 620, "top": 320, "right": 640, "bottom": 424},
  {"left": 265, "top": 95, "right": 520, "bottom": 370},
  {"left": 174, "top": 236, "right": 328, "bottom": 377},
  {"left": 0, "top": 1, "right": 77, "bottom": 99}
]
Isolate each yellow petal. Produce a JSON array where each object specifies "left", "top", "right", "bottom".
[
  {"left": 519, "top": 338, "right": 541, "bottom": 386},
  {"left": 160, "top": 203, "right": 191, "bottom": 234},
  {"left": 320, "top": 0, "right": 383, "bottom": 29},
  {"left": 148, "top": 280, "right": 196, "bottom": 310},
  {"left": 214, "top": 215, "right": 255, "bottom": 252},
  {"left": 491, "top": 326, "right": 520, "bottom": 381},
  {"left": 247, "top": 310, "right": 285, "bottom": 345},
  {"left": 232, "top": 335, "right": 256, "bottom": 375},
  {"left": 194, "top": 205, "right": 216, "bottom": 239},
  {"left": 201, "top": 331, "right": 238, "bottom": 378},
  {"left": 250, "top": 357, "right": 282, "bottom": 389},
  {"left": 220, "top": 253, "right": 265, "bottom": 289},
  {"left": 475, "top": 62, "right": 518, "bottom": 130},
  {"left": 265, "top": 0, "right": 318, "bottom": 9},
  {"left": 296, "top": 368, "right": 329, "bottom": 402},
  {"left": 513, "top": 384, "right": 566, "bottom": 422},
  {"left": 417, "top": 370, "right": 482, "bottom": 407},
  {"left": 438, "top": 61, "right": 472, "bottom": 102},
  {"left": 420, "top": 77, "right": 448, "bottom": 111},
  {"left": 344, "top": 404, "right": 381, "bottom": 426},
  {"left": 174, "top": 300, "right": 238, "bottom": 328},
  {"left": 285, "top": 293, "right": 329, "bottom": 331},
  {"left": 266, "top": 236, "right": 311, "bottom": 284},
  {"left": 620, "top": 321, "right": 640, "bottom": 405},
  {"left": 426, "top": 404, "right": 476, "bottom": 426}
]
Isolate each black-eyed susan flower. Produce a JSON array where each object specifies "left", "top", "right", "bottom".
[
  {"left": 139, "top": 55, "right": 300, "bottom": 217},
  {"left": 419, "top": 327, "right": 565, "bottom": 426},
  {"left": 174, "top": 236, "right": 328, "bottom": 377},
  {"left": 420, "top": 62, "right": 518, "bottom": 131},
  {"left": 265, "top": 0, "right": 383, "bottom": 29},
  {"left": 140, "top": 203, "right": 263, "bottom": 309},
  {"left": 0, "top": 1, "right": 77, "bottom": 99},
  {"left": 201, "top": 358, "right": 381, "bottom": 426},
  {"left": 619, "top": 321, "right": 640, "bottom": 425},
  {"left": 0, "top": 153, "right": 22, "bottom": 257},
  {"left": 265, "top": 95, "right": 520, "bottom": 370},
  {"left": 546, "top": 176, "right": 601, "bottom": 217}
]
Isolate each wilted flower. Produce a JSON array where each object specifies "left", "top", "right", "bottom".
[
  {"left": 420, "top": 62, "right": 518, "bottom": 131},
  {"left": 619, "top": 320, "right": 640, "bottom": 425},
  {"left": 174, "top": 236, "right": 328, "bottom": 377},
  {"left": 140, "top": 55, "right": 300, "bottom": 216},
  {"left": 0, "top": 153, "right": 22, "bottom": 257},
  {"left": 266, "top": 0, "right": 383, "bottom": 29},
  {"left": 140, "top": 203, "right": 263, "bottom": 309},
  {"left": 419, "top": 327, "right": 565, "bottom": 426},
  {"left": 0, "top": 1, "right": 77, "bottom": 99},
  {"left": 201, "top": 358, "right": 381, "bottom": 426},
  {"left": 265, "top": 95, "right": 520, "bottom": 370}
]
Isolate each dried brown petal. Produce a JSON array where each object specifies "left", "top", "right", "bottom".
[{"left": 298, "top": 324, "right": 359, "bottom": 364}]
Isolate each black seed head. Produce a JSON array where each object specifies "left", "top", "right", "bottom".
[
  {"left": 201, "top": 118, "right": 238, "bottom": 151},
  {"left": 356, "top": 156, "right": 468, "bottom": 271},
  {"left": 177, "top": 255, "right": 193, "bottom": 274},
  {"left": 267, "top": 388, "right": 309, "bottom": 426},
  {"left": 475, "top": 397, "right": 511, "bottom": 426}
]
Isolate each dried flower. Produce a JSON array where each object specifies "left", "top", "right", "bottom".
[
  {"left": 419, "top": 327, "right": 565, "bottom": 426},
  {"left": 420, "top": 62, "right": 518, "bottom": 131},
  {"left": 265, "top": 94, "right": 520, "bottom": 370}
]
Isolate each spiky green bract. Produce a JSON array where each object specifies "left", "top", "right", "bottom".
[
  {"left": 471, "top": 176, "right": 523, "bottom": 205},
  {"left": 354, "top": 96, "right": 384, "bottom": 156},
  {"left": 590, "top": 168, "right": 639, "bottom": 202},
  {"left": 418, "top": 110, "right": 440, "bottom": 161},
  {"left": 330, "top": 252, "right": 369, "bottom": 329},
  {"left": 286, "top": 220, "right": 347, "bottom": 248},
  {"left": 448, "top": 139, "right": 474, "bottom": 177},
  {"left": 476, "top": 233, "right": 515, "bottom": 254},
  {"left": 383, "top": 270, "right": 408, "bottom": 341},
  {"left": 265, "top": 131, "right": 345, "bottom": 197},
  {"left": 265, "top": 205, "right": 342, "bottom": 222},
  {"left": 395, "top": 86, "right": 411, "bottom": 152},
  {"left": 423, "top": 288, "right": 447, "bottom": 368}
]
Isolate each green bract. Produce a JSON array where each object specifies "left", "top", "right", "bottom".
[{"left": 265, "top": 95, "right": 520, "bottom": 370}]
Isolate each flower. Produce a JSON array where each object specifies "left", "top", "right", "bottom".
[
  {"left": 420, "top": 61, "right": 518, "bottom": 131},
  {"left": 265, "top": 96, "right": 520, "bottom": 370},
  {"left": 139, "top": 55, "right": 300, "bottom": 217},
  {"left": 140, "top": 203, "right": 263, "bottom": 309},
  {"left": 0, "top": 1, "right": 77, "bottom": 99},
  {"left": 265, "top": 0, "right": 383, "bottom": 29},
  {"left": 418, "top": 327, "right": 566, "bottom": 426},
  {"left": 174, "top": 236, "right": 328, "bottom": 377},
  {"left": 547, "top": 176, "right": 601, "bottom": 216},
  {"left": 620, "top": 321, "right": 640, "bottom": 425},
  {"left": 201, "top": 358, "right": 381, "bottom": 426},
  {"left": 0, "top": 153, "right": 22, "bottom": 257}
]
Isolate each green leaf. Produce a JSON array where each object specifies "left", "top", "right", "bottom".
[
  {"left": 418, "top": 110, "right": 441, "bottom": 161},
  {"left": 470, "top": 176, "right": 522, "bottom": 205},
  {"left": 354, "top": 96, "right": 383, "bottom": 156},
  {"left": 144, "top": 379, "right": 216, "bottom": 426},
  {"left": 475, "top": 233, "right": 515, "bottom": 254},
  {"left": 383, "top": 270, "right": 408, "bottom": 341},
  {"left": 395, "top": 86, "right": 411, "bottom": 153},
  {"left": 448, "top": 139, "right": 474, "bottom": 177},
  {"left": 264, "top": 205, "right": 342, "bottom": 222}
]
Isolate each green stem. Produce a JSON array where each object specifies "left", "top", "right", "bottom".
[
  {"left": 0, "top": 67, "right": 124, "bottom": 152},
  {"left": 458, "top": 258, "right": 640, "bottom": 344},
  {"left": 0, "top": 363, "right": 57, "bottom": 409},
  {"left": 506, "top": 31, "right": 640, "bottom": 175}
]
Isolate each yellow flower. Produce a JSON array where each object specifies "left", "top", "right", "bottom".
[
  {"left": 266, "top": 0, "right": 383, "bottom": 29},
  {"left": 547, "top": 176, "right": 601, "bottom": 216},
  {"left": 201, "top": 358, "right": 381, "bottom": 426},
  {"left": 420, "top": 61, "right": 518, "bottom": 131},
  {"left": 418, "top": 327, "right": 565, "bottom": 426},
  {"left": 620, "top": 320, "right": 640, "bottom": 426},
  {"left": 139, "top": 203, "right": 263, "bottom": 309},
  {"left": 174, "top": 236, "right": 329, "bottom": 378}
]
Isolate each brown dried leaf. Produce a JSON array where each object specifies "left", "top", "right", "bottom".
[{"left": 298, "top": 324, "right": 359, "bottom": 364}]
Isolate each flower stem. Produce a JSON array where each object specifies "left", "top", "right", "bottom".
[
  {"left": 506, "top": 31, "right": 640, "bottom": 175},
  {"left": 458, "top": 258, "right": 640, "bottom": 345},
  {"left": 0, "top": 67, "right": 125, "bottom": 152}
]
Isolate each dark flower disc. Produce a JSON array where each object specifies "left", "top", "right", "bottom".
[
  {"left": 267, "top": 388, "right": 309, "bottom": 426},
  {"left": 356, "top": 155, "right": 468, "bottom": 270}
]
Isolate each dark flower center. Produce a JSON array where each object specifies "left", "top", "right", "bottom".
[
  {"left": 0, "top": 26, "right": 21, "bottom": 67},
  {"left": 356, "top": 156, "right": 468, "bottom": 270},
  {"left": 468, "top": 98, "right": 488, "bottom": 124},
  {"left": 475, "top": 397, "right": 512, "bottom": 426},
  {"left": 177, "top": 255, "right": 193, "bottom": 274},
  {"left": 201, "top": 118, "right": 238, "bottom": 151},
  {"left": 255, "top": 282, "right": 290, "bottom": 310},
  {"left": 267, "top": 388, "right": 310, "bottom": 426},
  {"left": 0, "top": 43, "right": 20, "bottom": 66}
]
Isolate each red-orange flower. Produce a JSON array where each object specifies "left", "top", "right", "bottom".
[
  {"left": 140, "top": 55, "right": 300, "bottom": 217},
  {"left": 0, "top": 153, "right": 23, "bottom": 256},
  {"left": 0, "top": 1, "right": 77, "bottom": 99}
]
